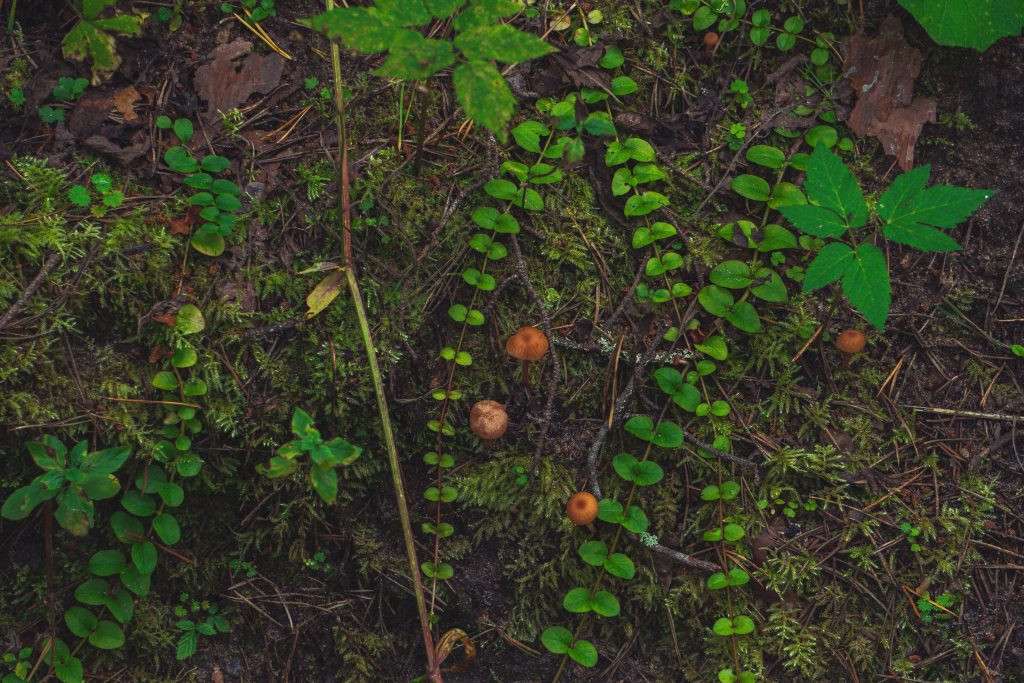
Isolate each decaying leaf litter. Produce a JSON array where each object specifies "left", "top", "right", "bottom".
[{"left": 0, "top": 1, "right": 1023, "bottom": 682}]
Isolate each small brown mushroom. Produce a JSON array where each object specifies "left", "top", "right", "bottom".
[
  {"left": 506, "top": 326, "right": 549, "bottom": 386},
  {"left": 835, "top": 329, "right": 866, "bottom": 367},
  {"left": 703, "top": 31, "right": 719, "bottom": 57},
  {"left": 566, "top": 492, "right": 598, "bottom": 528},
  {"left": 469, "top": 400, "right": 508, "bottom": 442}
]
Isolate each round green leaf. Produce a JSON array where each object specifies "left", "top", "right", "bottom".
[
  {"left": 89, "top": 620, "right": 125, "bottom": 649},
  {"left": 731, "top": 174, "right": 771, "bottom": 201},
  {"left": 64, "top": 606, "right": 97, "bottom": 638},
  {"left": 540, "top": 626, "right": 573, "bottom": 654},
  {"left": 88, "top": 550, "right": 126, "bottom": 577}
]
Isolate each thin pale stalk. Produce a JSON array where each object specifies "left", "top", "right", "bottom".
[{"left": 324, "top": 1, "right": 439, "bottom": 679}]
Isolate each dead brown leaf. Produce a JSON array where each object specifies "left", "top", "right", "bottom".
[
  {"left": 842, "top": 16, "right": 936, "bottom": 171},
  {"left": 195, "top": 39, "right": 284, "bottom": 120},
  {"left": 113, "top": 86, "right": 141, "bottom": 122}
]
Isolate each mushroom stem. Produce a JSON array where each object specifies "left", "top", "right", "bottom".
[
  {"left": 585, "top": 522, "right": 596, "bottom": 534},
  {"left": 521, "top": 359, "right": 531, "bottom": 386}
]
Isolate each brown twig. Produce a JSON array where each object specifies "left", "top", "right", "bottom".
[{"left": 0, "top": 251, "right": 61, "bottom": 331}]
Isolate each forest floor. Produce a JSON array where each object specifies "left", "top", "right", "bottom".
[{"left": 1, "top": 1, "right": 1023, "bottom": 682}]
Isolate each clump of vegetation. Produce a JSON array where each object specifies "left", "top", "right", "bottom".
[{"left": 1, "top": 1, "right": 1020, "bottom": 681}]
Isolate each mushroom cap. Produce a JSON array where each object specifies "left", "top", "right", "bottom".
[
  {"left": 506, "top": 326, "right": 549, "bottom": 362},
  {"left": 704, "top": 31, "right": 719, "bottom": 47},
  {"left": 566, "top": 492, "right": 599, "bottom": 526},
  {"left": 469, "top": 400, "right": 508, "bottom": 441},
  {"left": 835, "top": 329, "right": 866, "bottom": 354}
]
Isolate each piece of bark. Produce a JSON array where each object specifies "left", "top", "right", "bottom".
[
  {"left": 194, "top": 39, "right": 284, "bottom": 120},
  {"left": 842, "top": 16, "right": 935, "bottom": 170}
]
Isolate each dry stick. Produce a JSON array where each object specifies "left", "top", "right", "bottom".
[
  {"left": 0, "top": 251, "right": 61, "bottom": 331},
  {"left": 324, "top": 3, "right": 439, "bottom": 681},
  {"left": 508, "top": 235, "right": 560, "bottom": 472}
]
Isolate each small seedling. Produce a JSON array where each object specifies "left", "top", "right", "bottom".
[
  {"left": 778, "top": 144, "right": 992, "bottom": 329},
  {"left": 67, "top": 173, "right": 124, "bottom": 212},
  {"left": 1, "top": 437, "right": 131, "bottom": 536},
  {"left": 157, "top": 115, "right": 243, "bottom": 256},
  {"left": 257, "top": 408, "right": 362, "bottom": 503},
  {"left": 916, "top": 590, "right": 957, "bottom": 622},
  {"left": 900, "top": 522, "right": 923, "bottom": 552},
  {"left": 62, "top": 0, "right": 144, "bottom": 83},
  {"left": 304, "top": 551, "right": 333, "bottom": 574},
  {"left": 174, "top": 595, "right": 230, "bottom": 660}
]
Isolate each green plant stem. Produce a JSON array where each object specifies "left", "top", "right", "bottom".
[{"left": 324, "top": 1, "right": 439, "bottom": 680}]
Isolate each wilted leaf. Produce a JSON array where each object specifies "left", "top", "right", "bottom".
[{"left": 306, "top": 269, "right": 345, "bottom": 318}]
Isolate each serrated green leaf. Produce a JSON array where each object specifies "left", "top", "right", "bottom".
[
  {"left": 453, "top": 60, "right": 515, "bottom": 137},
  {"left": 803, "top": 242, "right": 854, "bottom": 291},
  {"left": 841, "top": 243, "right": 890, "bottom": 330},
  {"left": 454, "top": 24, "right": 554, "bottom": 64},
  {"left": 804, "top": 144, "right": 866, "bottom": 228}
]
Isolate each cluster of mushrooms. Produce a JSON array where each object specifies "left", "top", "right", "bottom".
[
  {"left": 473, "top": 326, "right": 868, "bottom": 528},
  {"left": 467, "top": 326, "right": 550, "bottom": 444}
]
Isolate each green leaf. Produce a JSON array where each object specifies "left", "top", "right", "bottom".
[
  {"left": 879, "top": 166, "right": 991, "bottom": 252},
  {"left": 2, "top": 482, "right": 49, "bottom": 520},
  {"left": 120, "top": 565, "right": 150, "bottom": 597},
  {"left": 726, "top": 300, "right": 761, "bottom": 333},
  {"left": 153, "top": 513, "right": 181, "bottom": 545},
  {"left": 310, "top": 466, "right": 338, "bottom": 503},
  {"left": 453, "top": 60, "right": 515, "bottom": 137},
  {"left": 778, "top": 203, "right": 849, "bottom": 238},
  {"left": 175, "top": 304, "right": 205, "bottom": 334},
  {"left": 171, "top": 348, "right": 198, "bottom": 368},
  {"left": 563, "top": 587, "right": 593, "bottom": 613},
  {"left": 190, "top": 230, "right": 225, "bottom": 257},
  {"left": 804, "top": 144, "right": 866, "bottom": 228},
  {"left": 454, "top": 24, "right": 554, "bottom": 64},
  {"left": 622, "top": 504, "right": 649, "bottom": 533},
  {"left": 603, "top": 553, "right": 635, "bottom": 580},
  {"left": 173, "top": 118, "right": 193, "bottom": 143},
  {"left": 68, "top": 185, "right": 91, "bottom": 207},
  {"left": 377, "top": 33, "right": 455, "bottom": 80},
  {"left": 104, "top": 588, "right": 134, "bottom": 624},
  {"left": 578, "top": 540, "right": 609, "bottom": 566},
  {"left": 121, "top": 490, "right": 155, "bottom": 517},
  {"left": 75, "top": 578, "right": 110, "bottom": 605},
  {"left": 152, "top": 371, "right": 178, "bottom": 391},
  {"left": 541, "top": 626, "right": 573, "bottom": 654},
  {"left": 731, "top": 174, "right": 770, "bottom": 201},
  {"left": 55, "top": 488, "right": 93, "bottom": 535},
  {"left": 698, "top": 285, "right": 733, "bottom": 317},
  {"left": 841, "top": 243, "right": 891, "bottom": 330},
  {"left": 89, "top": 550, "right": 126, "bottom": 577},
  {"left": 710, "top": 260, "right": 753, "bottom": 289},
  {"left": 110, "top": 511, "right": 145, "bottom": 543},
  {"left": 750, "top": 267, "right": 788, "bottom": 302},
  {"left": 451, "top": 0, "right": 518, "bottom": 31},
  {"left": 131, "top": 541, "right": 157, "bottom": 574},
  {"left": 803, "top": 242, "right": 854, "bottom": 291},
  {"left": 590, "top": 591, "right": 620, "bottom": 617},
  {"left": 88, "top": 620, "right": 125, "bottom": 649},
  {"left": 746, "top": 145, "right": 785, "bottom": 169},
  {"left": 610, "top": 76, "right": 637, "bottom": 95},
  {"left": 567, "top": 639, "right": 598, "bottom": 667},
  {"left": 624, "top": 191, "right": 669, "bottom": 217},
  {"left": 61, "top": 4, "right": 143, "bottom": 83},
  {"left": 164, "top": 146, "right": 198, "bottom": 173},
  {"left": 200, "top": 155, "right": 231, "bottom": 173},
  {"left": 897, "top": 0, "right": 1024, "bottom": 50},
  {"left": 308, "top": 8, "right": 406, "bottom": 52},
  {"left": 64, "top": 606, "right": 98, "bottom": 638},
  {"left": 613, "top": 452, "right": 665, "bottom": 485},
  {"left": 424, "top": 0, "right": 464, "bottom": 18}
]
